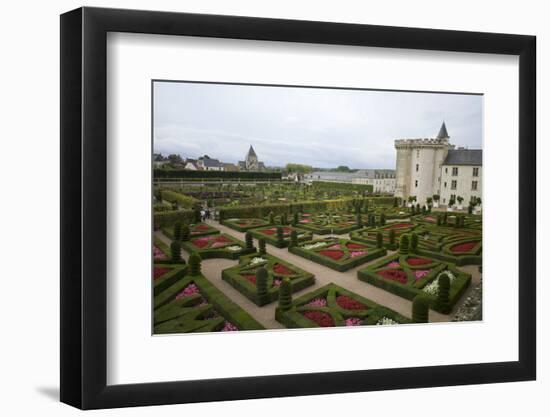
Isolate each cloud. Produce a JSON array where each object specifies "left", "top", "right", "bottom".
[{"left": 153, "top": 82, "right": 482, "bottom": 168}]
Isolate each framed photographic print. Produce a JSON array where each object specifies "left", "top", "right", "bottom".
[{"left": 60, "top": 6, "right": 536, "bottom": 409}]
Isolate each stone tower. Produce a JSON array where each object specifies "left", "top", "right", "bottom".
[
  {"left": 394, "top": 122, "right": 454, "bottom": 204},
  {"left": 245, "top": 145, "right": 259, "bottom": 170}
]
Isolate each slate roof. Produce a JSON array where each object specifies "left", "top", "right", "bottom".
[
  {"left": 246, "top": 145, "right": 257, "bottom": 159},
  {"left": 443, "top": 149, "right": 482, "bottom": 166},
  {"left": 437, "top": 122, "right": 449, "bottom": 139},
  {"left": 202, "top": 158, "right": 222, "bottom": 168}
]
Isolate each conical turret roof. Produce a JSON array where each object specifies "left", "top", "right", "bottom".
[
  {"left": 436, "top": 122, "right": 449, "bottom": 139},
  {"left": 246, "top": 145, "right": 257, "bottom": 158}
]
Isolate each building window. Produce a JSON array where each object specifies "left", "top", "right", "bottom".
[
  {"left": 416, "top": 164, "right": 419, "bottom": 172},
  {"left": 472, "top": 180, "right": 478, "bottom": 191},
  {"left": 473, "top": 167, "right": 479, "bottom": 177},
  {"left": 445, "top": 167, "right": 448, "bottom": 174},
  {"left": 444, "top": 182, "right": 447, "bottom": 188},
  {"left": 415, "top": 180, "right": 418, "bottom": 188},
  {"left": 451, "top": 180, "right": 457, "bottom": 190},
  {"left": 452, "top": 167, "right": 458, "bottom": 176},
  {"left": 416, "top": 150, "right": 420, "bottom": 158},
  {"left": 450, "top": 194, "right": 456, "bottom": 202},
  {"left": 443, "top": 198, "right": 446, "bottom": 203}
]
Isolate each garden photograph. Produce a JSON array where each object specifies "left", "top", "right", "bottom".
[{"left": 152, "top": 81, "right": 483, "bottom": 334}]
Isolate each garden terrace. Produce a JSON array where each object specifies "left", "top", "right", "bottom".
[
  {"left": 289, "top": 237, "right": 387, "bottom": 272},
  {"left": 350, "top": 222, "right": 418, "bottom": 250},
  {"left": 357, "top": 253, "right": 472, "bottom": 314},
  {"left": 296, "top": 212, "right": 361, "bottom": 235},
  {"left": 221, "top": 217, "right": 271, "bottom": 232},
  {"left": 158, "top": 189, "right": 199, "bottom": 209},
  {"left": 222, "top": 253, "right": 315, "bottom": 306},
  {"left": 249, "top": 226, "right": 312, "bottom": 248},
  {"left": 275, "top": 283, "right": 411, "bottom": 329},
  {"left": 162, "top": 222, "right": 219, "bottom": 240},
  {"left": 181, "top": 233, "right": 255, "bottom": 259},
  {"left": 154, "top": 273, "right": 264, "bottom": 333}
]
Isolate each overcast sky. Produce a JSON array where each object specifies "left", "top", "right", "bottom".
[{"left": 153, "top": 81, "right": 482, "bottom": 169}]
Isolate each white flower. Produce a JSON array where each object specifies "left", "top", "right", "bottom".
[
  {"left": 422, "top": 271, "right": 456, "bottom": 295},
  {"left": 226, "top": 245, "right": 242, "bottom": 252},
  {"left": 249, "top": 257, "right": 267, "bottom": 265},
  {"left": 302, "top": 242, "right": 327, "bottom": 250},
  {"left": 298, "top": 234, "right": 306, "bottom": 238},
  {"left": 377, "top": 317, "right": 399, "bottom": 325}
]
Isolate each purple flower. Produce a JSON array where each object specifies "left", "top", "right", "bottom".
[
  {"left": 175, "top": 283, "right": 200, "bottom": 300},
  {"left": 350, "top": 251, "right": 366, "bottom": 258},
  {"left": 387, "top": 261, "right": 400, "bottom": 268}
]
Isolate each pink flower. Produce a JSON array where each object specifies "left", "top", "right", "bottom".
[
  {"left": 211, "top": 241, "right": 229, "bottom": 248},
  {"left": 328, "top": 244, "right": 342, "bottom": 249},
  {"left": 307, "top": 297, "right": 327, "bottom": 307},
  {"left": 175, "top": 283, "right": 200, "bottom": 300},
  {"left": 153, "top": 245, "right": 166, "bottom": 260},
  {"left": 414, "top": 270, "right": 431, "bottom": 280},
  {"left": 221, "top": 321, "right": 239, "bottom": 332},
  {"left": 387, "top": 261, "right": 400, "bottom": 268},
  {"left": 273, "top": 278, "right": 282, "bottom": 287},
  {"left": 350, "top": 251, "right": 366, "bottom": 258},
  {"left": 345, "top": 317, "right": 362, "bottom": 326}
]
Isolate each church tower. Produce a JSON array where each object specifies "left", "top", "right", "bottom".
[
  {"left": 394, "top": 122, "right": 453, "bottom": 204},
  {"left": 245, "top": 145, "right": 259, "bottom": 170}
]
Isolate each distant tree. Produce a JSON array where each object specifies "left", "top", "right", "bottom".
[
  {"left": 167, "top": 154, "right": 183, "bottom": 164},
  {"left": 335, "top": 165, "right": 351, "bottom": 172},
  {"left": 285, "top": 163, "right": 313, "bottom": 174}
]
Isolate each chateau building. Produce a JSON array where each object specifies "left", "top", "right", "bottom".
[
  {"left": 238, "top": 145, "right": 266, "bottom": 171},
  {"left": 394, "top": 122, "right": 482, "bottom": 206},
  {"left": 352, "top": 169, "right": 396, "bottom": 194}
]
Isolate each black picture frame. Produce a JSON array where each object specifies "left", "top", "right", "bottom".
[{"left": 60, "top": 6, "right": 536, "bottom": 410}]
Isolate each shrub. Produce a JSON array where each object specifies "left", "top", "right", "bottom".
[
  {"left": 256, "top": 267, "right": 268, "bottom": 298},
  {"left": 356, "top": 213, "right": 363, "bottom": 227},
  {"left": 376, "top": 232, "right": 383, "bottom": 249},
  {"left": 435, "top": 273, "right": 451, "bottom": 313},
  {"left": 468, "top": 204, "right": 473, "bottom": 214},
  {"left": 380, "top": 213, "right": 386, "bottom": 226},
  {"left": 245, "top": 232, "right": 254, "bottom": 250},
  {"left": 181, "top": 223, "right": 190, "bottom": 241},
  {"left": 193, "top": 208, "right": 201, "bottom": 223},
  {"left": 389, "top": 229, "right": 396, "bottom": 246},
  {"left": 278, "top": 278, "right": 292, "bottom": 311},
  {"left": 436, "top": 215, "right": 442, "bottom": 226},
  {"left": 281, "top": 213, "right": 288, "bottom": 225},
  {"left": 276, "top": 226, "right": 284, "bottom": 246},
  {"left": 160, "top": 190, "right": 198, "bottom": 209},
  {"left": 173, "top": 222, "right": 182, "bottom": 241},
  {"left": 399, "top": 234, "right": 410, "bottom": 254},
  {"left": 292, "top": 212, "right": 299, "bottom": 226},
  {"left": 422, "top": 205, "right": 427, "bottom": 214},
  {"left": 268, "top": 211, "right": 275, "bottom": 224},
  {"left": 410, "top": 233, "right": 418, "bottom": 252},
  {"left": 393, "top": 197, "right": 398, "bottom": 207},
  {"left": 170, "top": 241, "right": 182, "bottom": 262},
  {"left": 289, "top": 230, "right": 298, "bottom": 248},
  {"left": 412, "top": 294, "right": 430, "bottom": 323},
  {"left": 188, "top": 253, "right": 202, "bottom": 275},
  {"left": 259, "top": 238, "right": 266, "bottom": 255}
]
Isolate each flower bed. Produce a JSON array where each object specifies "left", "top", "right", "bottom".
[
  {"left": 349, "top": 222, "right": 418, "bottom": 250},
  {"left": 358, "top": 253, "right": 472, "bottom": 314},
  {"left": 154, "top": 273, "right": 264, "bottom": 334},
  {"left": 162, "top": 222, "right": 219, "bottom": 240},
  {"left": 249, "top": 226, "right": 312, "bottom": 248},
  {"left": 294, "top": 212, "right": 362, "bottom": 235},
  {"left": 181, "top": 233, "right": 255, "bottom": 259},
  {"left": 221, "top": 253, "right": 315, "bottom": 306},
  {"left": 289, "top": 238, "right": 386, "bottom": 272},
  {"left": 450, "top": 241, "right": 478, "bottom": 253},
  {"left": 276, "top": 283, "right": 411, "bottom": 329},
  {"left": 154, "top": 266, "right": 172, "bottom": 280},
  {"left": 221, "top": 217, "right": 271, "bottom": 232}
]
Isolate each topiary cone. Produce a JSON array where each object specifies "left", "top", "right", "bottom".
[
  {"left": 412, "top": 294, "right": 430, "bottom": 323},
  {"left": 410, "top": 233, "right": 418, "bottom": 252},
  {"left": 173, "top": 222, "right": 182, "bottom": 241},
  {"left": 181, "top": 224, "right": 190, "bottom": 241},
  {"left": 170, "top": 241, "right": 181, "bottom": 262},
  {"left": 256, "top": 267, "right": 268, "bottom": 298},
  {"left": 276, "top": 226, "right": 284, "bottom": 245},
  {"left": 436, "top": 273, "right": 451, "bottom": 313},
  {"left": 399, "top": 234, "right": 410, "bottom": 254},
  {"left": 376, "top": 232, "right": 383, "bottom": 249},
  {"left": 289, "top": 230, "right": 298, "bottom": 248},
  {"left": 278, "top": 277, "right": 293, "bottom": 311},
  {"left": 245, "top": 232, "right": 254, "bottom": 250},
  {"left": 188, "top": 253, "right": 202, "bottom": 275},
  {"left": 259, "top": 238, "right": 266, "bottom": 255}
]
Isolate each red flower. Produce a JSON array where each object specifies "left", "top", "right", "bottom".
[
  {"left": 387, "top": 223, "right": 412, "bottom": 229},
  {"left": 377, "top": 269, "right": 408, "bottom": 284},
  {"left": 192, "top": 237, "right": 211, "bottom": 248},
  {"left": 216, "top": 235, "right": 232, "bottom": 243},
  {"left": 407, "top": 257, "right": 432, "bottom": 266},
  {"left": 153, "top": 267, "right": 171, "bottom": 280},
  {"left": 303, "top": 311, "right": 335, "bottom": 327},
  {"left": 450, "top": 241, "right": 477, "bottom": 253},
  {"left": 347, "top": 243, "right": 367, "bottom": 249},
  {"left": 194, "top": 224, "right": 209, "bottom": 231},
  {"left": 260, "top": 228, "right": 276, "bottom": 235},
  {"left": 319, "top": 250, "right": 345, "bottom": 260},
  {"left": 273, "top": 263, "right": 294, "bottom": 275},
  {"left": 243, "top": 274, "right": 256, "bottom": 285},
  {"left": 336, "top": 295, "right": 367, "bottom": 310}
]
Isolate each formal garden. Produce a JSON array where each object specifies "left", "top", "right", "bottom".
[{"left": 151, "top": 180, "right": 482, "bottom": 334}]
